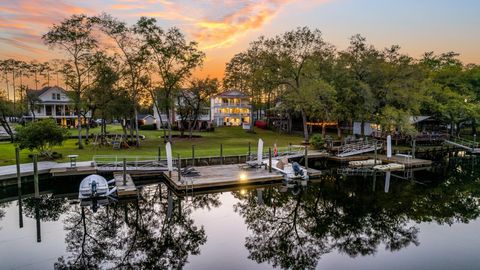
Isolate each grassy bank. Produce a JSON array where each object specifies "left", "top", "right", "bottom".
[{"left": 0, "top": 126, "right": 304, "bottom": 165}]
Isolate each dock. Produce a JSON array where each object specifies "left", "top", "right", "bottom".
[
  {"left": 161, "top": 164, "right": 323, "bottom": 191},
  {"left": 113, "top": 173, "right": 138, "bottom": 197},
  {"left": 365, "top": 154, "right": 432, "bottom": 167}
]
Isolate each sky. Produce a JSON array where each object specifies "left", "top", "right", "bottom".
[{"left": 1, "top": 0, "right": 479, "bottom": 79}]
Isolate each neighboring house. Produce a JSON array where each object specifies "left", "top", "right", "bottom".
[
  {"left": 24, "top": 86, "right": 91, "bottom": 127},
  {"left": 153, "top": 91, "right": 211, "bottom": 130},
  {"left": 137, "top": 114, "right": 155, "bottom": 126},
  {"left": 210, "top": 90, "right": 251, "bottom": 126}
]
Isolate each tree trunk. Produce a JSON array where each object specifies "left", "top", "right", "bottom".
[
  {"left": 337, "top": 122, "right": 342, "bottom": 138},
  {"left": 322, "top": 124, "right": 326, "bottom": 137},
  {"left": 249, "top": 98, "right": 254, "bottom": 132},
  {"left": 77, "top": 111, "right": 83, "bottom": 149},
  {"left": 133, "top": 107, "right": 140, "bottom": 147},
  {"left": 301, "top": 109, "right": 309, "bottom": 143}
]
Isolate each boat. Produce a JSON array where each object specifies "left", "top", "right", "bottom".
[
  {"left": 271, "top": 159, "right": 309, "bottom": 184},
  {"left": 373, "top": 163, "right": 405, "bottom": 172},
  {"left": 79, "top": 174, "right": 116, "bottom": 199}
]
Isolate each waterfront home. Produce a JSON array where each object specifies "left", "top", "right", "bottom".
[
  {"left": 24, "top": 86, "right": 90, "bottom": 127},
  {"left": 137, "top": 114, "right": 155, "bottom": 126},
  {"left": 210, "top": 90, "right": 251, "bottom": 126}
]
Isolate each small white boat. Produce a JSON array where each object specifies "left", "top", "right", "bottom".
[
  {"left": 271, "top": 159, "right": 309, "bottom": 181},
  {"left": 79, "top": 174, "right": 110, "bottom": 199},
  {"left": 373, "top": 163, "right": 405, "bottom": 172},
  {"left": 349, "top": 159, "right": 382, "bottom": 167}
]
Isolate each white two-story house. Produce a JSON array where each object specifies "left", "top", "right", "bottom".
[
  {"left": 24, "top": 86, "right": 90, "bottom": 127},
  {"left": 211, "top": 90, "right": 251, "bottom": 126}
]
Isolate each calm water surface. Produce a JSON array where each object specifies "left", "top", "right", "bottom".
[{"left": 0, "top": 157, "right": 479, "bottom": 270}]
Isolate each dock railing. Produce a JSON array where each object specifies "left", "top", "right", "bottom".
[{"left": 93, "top": 155, "right": 167, "bottom": 171}]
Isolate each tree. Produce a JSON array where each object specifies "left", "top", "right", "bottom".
[
  {"left": 176, "top": 77, "right": 218, "bottom": 138},
  {"left": 135, "top": 17, "right": 205, "bottom": 142},
  {"left": 264, "top": 27, "right": 334, "bottom": 142},
  {"left": 16, "top": 119, "right": 68, "bottom": 157},
  {"left": 0, "top": 94, "right": 14, "bottom": 142},
  {"left": 95, "top": 13, "right": 150, "bottom": 147},
  {"left": 43, "top": 14, "right": 99, "bottom": 149}
]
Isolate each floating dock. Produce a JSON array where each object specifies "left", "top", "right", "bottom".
[
  {"left": 113, "top": 173, "right": 138, "bottom": 198},
  {"left": 161, "top": 164, "right": 323, "bottom": 191}
]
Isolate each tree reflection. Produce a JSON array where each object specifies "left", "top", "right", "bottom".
[
  {"left": 55, "top": 184, "right": 220, "bottom": 269},
  {"left": 234, "top": 158, "right": 480, "bottom": 269}
]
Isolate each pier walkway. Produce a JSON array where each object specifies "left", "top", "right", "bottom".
[{"left": 444, "top": 137, "right": 480, "bottom": 154}]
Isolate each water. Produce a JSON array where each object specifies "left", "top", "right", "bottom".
[{"left": 0, "top": 157, "right": 479, "bottom": 270}]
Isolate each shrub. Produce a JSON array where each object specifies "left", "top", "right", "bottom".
[
  {"left": 16, "top": 119, "right": 68, "bottom": 158},
  {"left": 139, "top": 124, "right": 156, "bottom": 130},
  {"left": 309, "top": 134, "right": 325, "bottom": 149}
]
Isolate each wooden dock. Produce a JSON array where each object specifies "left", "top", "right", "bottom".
[
  {"left": 365, "top": 154, "right": 432, "bottom": 167},
  {"left": 50, "top": 166, "right": 97, "bottom": 177},
  {"left": 113, "top": 173, "right": 138, "bottom": 198},
  {"left": 161, "top": 164, "right": 323, "bottom": 191}
]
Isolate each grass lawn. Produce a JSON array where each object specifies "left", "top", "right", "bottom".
[{"left": 0, "top": 125, "right": 304, "bottom": 165}]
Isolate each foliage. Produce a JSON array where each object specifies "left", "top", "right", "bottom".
[
  {"left": 309, "top": 134, "right": 325, "bottom": 150},
  {"left": 16, "top": 119, "right": 68, "bottom": 157},
  {"left": 139, "top": 124, "right": 156, "bottom": 130}
]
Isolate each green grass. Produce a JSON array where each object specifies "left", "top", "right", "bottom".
[{"left": 0, "top": 125, "right": 304, "bottom": 165}]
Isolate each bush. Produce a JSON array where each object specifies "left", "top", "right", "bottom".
[
  {"left": 16, "top": 119, "right": 68, "bottom": 158},
  {"left": 139, "top": 124, "right": 156, "bottom": 130},
  {"left": 309, "top": 134, "right": 325, "bottom": 150}
]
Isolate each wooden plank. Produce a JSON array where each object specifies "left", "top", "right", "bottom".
[{"left": 114, "top": 173, "right": 137, "bottom": 197}]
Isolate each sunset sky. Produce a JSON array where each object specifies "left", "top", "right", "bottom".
[{"left": 1, "top": 0, "right": 479, "bottom": 79}]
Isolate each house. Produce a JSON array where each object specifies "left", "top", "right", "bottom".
[
  {"left": 210, "top": 90, "right": 251, "bottom": 126},
  {"left": 153, "top": 91, "right": 211, "bottom": 130},
  {"left": 24, "top": 86, "right": 90, "bottom": 127},
  {"left": 137, "top": 114, "right": 155, "bottom": 126}
]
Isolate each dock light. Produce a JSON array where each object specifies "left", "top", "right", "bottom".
[
  {"left": 240, "top": 189, "right": 247, "bottom": 195},
  {"left": 239, "top": 172, "right": 247, "bottom": 181}
]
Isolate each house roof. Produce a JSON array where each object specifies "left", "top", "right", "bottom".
[
  {"left": 409, "top": 116, "right": 431, "bottom": 124},
  {"left": 214, "top": 89, "right": 249, "bottom": 99},
  {"left": 26, "top": 86, "right": 68, "bottom": 97},
  {"left": 137, "top": 114, "right": 154, "bottom": 120}
]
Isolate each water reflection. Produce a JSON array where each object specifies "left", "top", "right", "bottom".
[
  {"left": 54, "top": 184, "right": 220, "bottom": 269},
  {"left": 0, "top": 157, "right": 478, "bottom": 269},
  {"left": 233, "top": 157, "right": 480, "bottom": 269}
]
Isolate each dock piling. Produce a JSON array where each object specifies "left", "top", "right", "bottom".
[
  {"left": 15, "top": 147, "right": 21, "bottom": 189},
  {"left": 305, "top": 146, "right": 309, "bottom": 170},
  {"left": 33, "top": 154, "right": 39, "bottom": 198},
  {"left": 192, "top": 145, "right": 195, "bottom": 166},
  {"left": 248, "top": 142, "right": 251, "bottom": 160},
  {"left": 178, "top": 154, "right": 181, "bottom": 182},
  {"left": 220, "top": 144, "right": 223, "bottom": 165},
  {"left": 123, "top": 158, "right": 127, "bottom": 186},
  {"left": 268, "top": 147, "right": 272, "bottom": 173}
]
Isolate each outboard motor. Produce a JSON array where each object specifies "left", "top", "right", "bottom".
[
  {"left": 292, "top": 162, "right": 304, "bottom": 176},
  {"left": 91, "top": 181, "right": 97, "bottom": 197}
]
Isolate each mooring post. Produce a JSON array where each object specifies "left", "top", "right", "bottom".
[
  {"left": 192, "top": 145, "right": 195, "bottom": 166},
  {"left": 220, "top": 144, "right": 223, "bottom": 165},
  {"left": 305, "top": 146, "right": 309, "bottom": 170},
  {"left": 177, "top": 154, "right": 181, "bottom": 182},
  {"left": 248, "top": 142, "right": 251, "bottom": 160},
  {"left": 412, "top": 139, "right": 416, "bottom": 159},
  {"left": 33, "top": 154, "right": 39, "bottom": 198},
  {"left": 35, "top": 201, "right": 41, "bottom": 243},
  {"left": 288, "top": 143, "right": 292, "bottom": 154},
  {"left": 268, "top": 147, "right": 272, "bottom": 173},
  {"left": 15, "top": 147, "right": 21, "bottom": 190},
  {"left": 123, "top": 158, "right": 127, "bottom": 186},
  {"left": 374, "top": 140, "right": 378, "bottom": 165}
]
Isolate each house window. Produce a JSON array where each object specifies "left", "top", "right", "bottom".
[
  {"left": 57, "top": 93, "right": 61, "bottom": 100},
  {"left": 52, "top": 93, "right": 56, "bottom": 100},
  {"left": 37, "top": 107, "right": 41, "bottom": 113}
]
